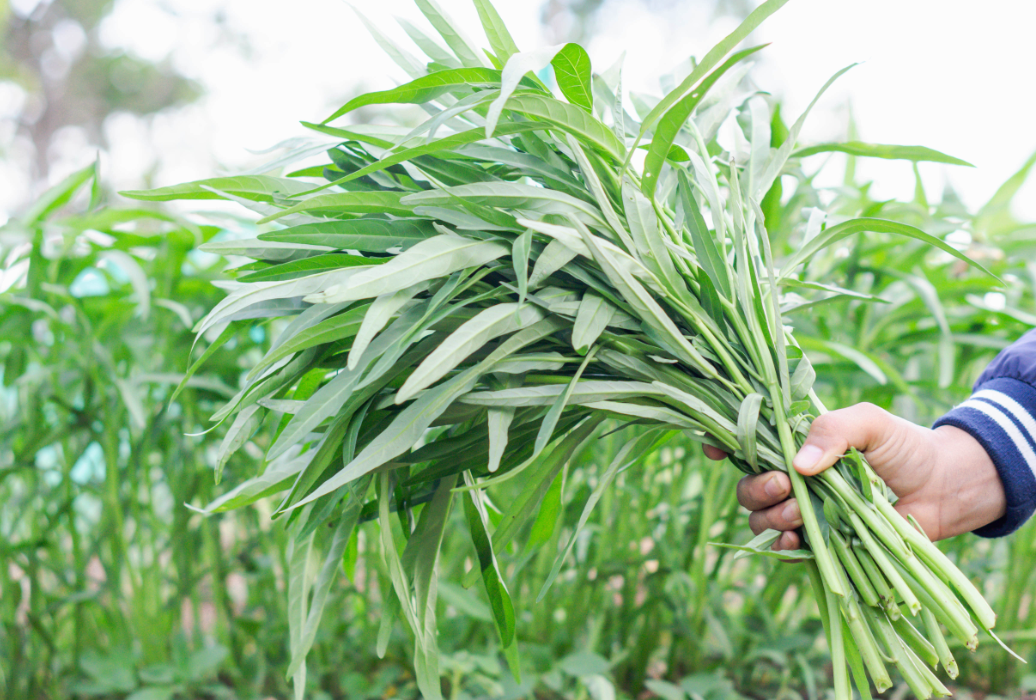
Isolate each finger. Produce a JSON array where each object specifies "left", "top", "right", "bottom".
[
  {"left": 773, "top": 530, "right": 800, "bottom": 551},
  {"left": 703, "top": 445, "right": 727, "bottom": 461},
  {"left": 793, "top": 402, "right": 897, "bottom": 476},
  {"left": 736, "top": 472, "right": 791, "bottom": 511},
  {"left": 748, "top": 498, "right": 803, "bottom": 535}
]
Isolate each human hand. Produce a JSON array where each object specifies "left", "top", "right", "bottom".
[{"left": 705, "top": 403, "right": 1007, "bottom": 549}]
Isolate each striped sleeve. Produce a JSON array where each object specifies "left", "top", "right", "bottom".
[{"left": 933, "top": 328, "right": 1036, "bottom": 537}]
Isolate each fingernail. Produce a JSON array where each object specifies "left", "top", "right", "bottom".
[
  {"left": 782, "top": 500, "right": 802, "bottom": 526},
  {"left": 764, "top": 475, "right": 784, "bottom": 499},
  {"left": 793, "top": 444, "right": 824, "bottom": 472}
]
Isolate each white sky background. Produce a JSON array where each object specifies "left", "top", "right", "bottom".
[{"left": 3, "top": 0, "right": 1036, "bottom": 223}]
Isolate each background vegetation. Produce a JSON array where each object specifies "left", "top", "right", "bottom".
[{"left": 3, "top": 3, "right": 1036, "bottom": 700}]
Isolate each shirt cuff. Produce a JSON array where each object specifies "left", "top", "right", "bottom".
[{"left": 932, "top": 377, "right": 1036, "bottom": 538}]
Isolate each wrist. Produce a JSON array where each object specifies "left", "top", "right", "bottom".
[{"left": 931, "top": 425, "right": 1006, "bottom": 538}]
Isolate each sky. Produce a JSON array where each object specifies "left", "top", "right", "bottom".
[{"left": 4, "top": 0, "right": 1036, "bottom": 222}]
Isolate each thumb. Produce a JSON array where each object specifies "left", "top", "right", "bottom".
[{"left": 792, "top": 402, "right": 898, "bottom": 476}]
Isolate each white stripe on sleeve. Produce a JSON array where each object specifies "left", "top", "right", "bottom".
[
  {"left": 957, "top": 399, "right": 1036, "bottom": 477},
  {"left": 972, "top": 389, "right": 1036, "bottom": 446}
]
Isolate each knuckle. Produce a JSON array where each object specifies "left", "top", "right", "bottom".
[
  {"left": 855, "top": 402, "right": 886, "bottom": 421},
  {"left": 748, "top": 510, "right": 768, "bottom": 535},
  {"left": 736, "top": 476, "right": 758, "bottom": 509}
]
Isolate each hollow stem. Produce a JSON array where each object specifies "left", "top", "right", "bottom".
[
  {"left": 854, "top": 545, "right": 896, "bottom": 615},
  {"left": 892, "top": 614, "right": 939, "bottom": 668},
  {"left": 846, "top": 510, "right": 921, "bottom": 615},
  {"left": 921, "top": 607, "right": 958, "bottom": 679},
  {"left": 831, "top": 530, "right": 880, "bottom": 608},
  {"left": 843, "top": 595, "right": 892, "bottom": 692},
  {"left": 873, "top": 492, "right": 997, "bottom": 631},
  {"left": 888, "top": 556, "right": 978, "bottom": 650}
]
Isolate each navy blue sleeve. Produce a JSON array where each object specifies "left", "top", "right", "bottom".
[{"left": 933, "top": 328, "right": 1036, "bottom": 538}]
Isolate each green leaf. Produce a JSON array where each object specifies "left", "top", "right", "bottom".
[
  {"left": 303, "top": 234, "right": 509, "bottom": 304},
  {"left": 793, "top": 141, "right": 973, "bottom": 166},
  {"left": 196, "top": 270, "right": 352, "bottom": 336},
  {"left": 621, "top": 180, "right": 685, "bottom": 297},
  {"left": 678, "top": 170, "right": 730, "bottom": 298},
  {"left": 736, "top": 393, "right": 764, "bottom": 472},
  {"left": 396, "top": 301, "right": 546, "bottom": 402},
  {"left": 526, "top": 466, "right": 563, "bottom": 548},
  {"left": 314, "top": 122, "right": 546, "bottom": 191},
  {"left": 122, "top": 175, "right": 314, "bottom": 202},
  {"left": 473, "top": 415, "right": 603, "bottom": 559},
  {"left": 528, "top": 239, "right": 578, "bottom": 288},
  {"left": 571, "top": 293, "right": 615, "bottom": 354},
  {"left": 789, "top": 352, "right": 816, "bottom": 401},
  {"left": 573, "top": 219, "right": 717, "bottom": 378},
  {"left": 170, "top": 324, "right": 236, "bottom": 403},
  {"left": 286, "top": 522, "right": 314, "bottom": 700},
  {"left": 351, "top": 4, "right": 425, "bottom": 78},
  {"left": 512, "top": 228, "right": 532, "bottom": 309},
  {"left": 404, "top": 182, "right": 607, "bottom": 227},
  {"left": 322, "top": 67, "right": 500, "bottom": 124},
  {"left": 551, "top": 43, "right": 593, "bottom": 112},
  {"left": 256, "top": 191, "right": 414, "bottom": 224},
  {"left": 474, "top": 0, "right": 520, "bottom": 64},
  {"left": 461, "top": 380, "right": 659, "bottom": 407},
  {"left": 215, "top": 404, "right": 260, "bottom": 482},
  {"left": 376, "top": 473, "right": 443, "bottom": 700},
  {"left": 284, "top": 476, "right": 371, "bottom": 679},
  {"left": 534, "top": 347, "right": 597, "bottom": 457},
  {"left": 237, "top": 254, "right": 377, "bottom": 283},
  {"left": 197, "top": 451, "right": 311, "bottom": 513},
  {"left": 487, "top": 406, "right": 515, "bottom": 472},
  {"left": 798, "top": 337, "right": 887, "bottom": 385},
  {"left": 641, "top": 44, "right": 766, "bottom": 196},
  {"left": 504, "top": 93, "right": 626, "bottom": 161},
  {"left": 258, "top": 218, "right": 435, "bottom": 252},
  {"left": 754, "top": 64, "right": 857, "bottom": 200},
  {"left": 463, "top": 473, "right": 516, "bottom": 647},
  {"left": 780, "top": 217, "right": 1000, "bottom": 282},
  {"left": 248, "top": 304, "right": 369, "bottom": 381},
  {"left": 487, "top": 48, "right": 564, "bottom": 137},
  {"left": 634, "top": 0, "right": 789, "bottom": 150},
  {"left": 286, "top": 317, "right": 567, "bottom": 509},
  {"left": 710, "top": 535, "right": 814, "bottom": 561},
  {"left": 415, "top": 0, "right": 485, "bottom": 68},
  {"left": 348, "top": 284, "right": 426, "bottom": 370},
  {"left": 399, "top": 472, "right": 455, "bottom": 700}
]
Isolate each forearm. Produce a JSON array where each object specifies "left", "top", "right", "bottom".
[
  {"left": 929, "top": 425, "right": 1006, "bottom": 538},
  {"left": 933, "top": 328, "right": 1036, "bottom": 538}
]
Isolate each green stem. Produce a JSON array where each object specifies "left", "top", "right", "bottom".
[
  {"left": 822, "top": 469, "right": 909, "bottom": 560},
  {"left": 888, "top": 556, "right": 978, "bottom": 650},
  {"left": 891, "top": 614, "right": 939, "bottom": 668},
  {"left": 843, "top": 595, "right": 892, "bottom": 693},
  {"left": 846, "top": 510, "right": 921, "bottom": 615},
  {"left": 922, "top": 606, "right": 958, "bottom": 679},
  {"left": 771, "top": 391, "right": 843, "bottom": 598},
  {"left": 830, "top": 530, "right": 880, "bottom": 608},
  {"left": 854, "top": 545, "right": 895, "bottom": 612},
  {"left": 828, "top": 590, "right": 851, "bottom": 700},
  {"left": 873, "top": 492, "right": 997, "bottom": 631}
]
